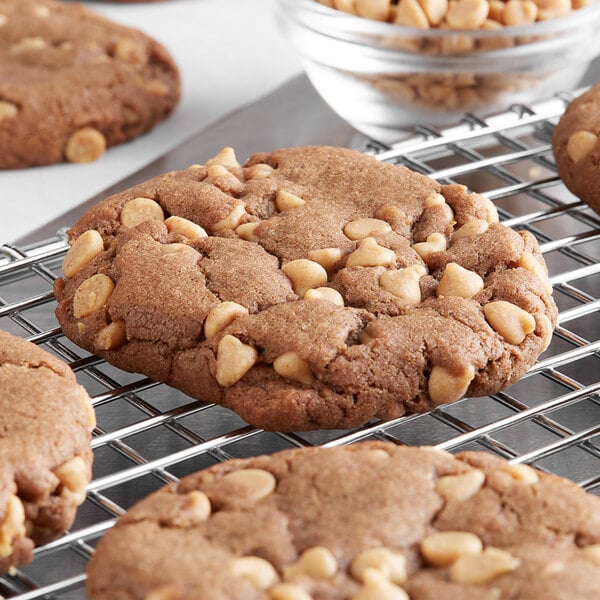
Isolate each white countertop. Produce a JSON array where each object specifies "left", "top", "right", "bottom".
[{"left": 0, "top": 0, "right": 303, "bottom": 244}]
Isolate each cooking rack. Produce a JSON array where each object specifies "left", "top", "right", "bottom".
[{"left": 1, "top": 90, "right": 600, "bottom": 599}]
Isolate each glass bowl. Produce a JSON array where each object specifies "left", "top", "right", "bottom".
[{"left": 277, "top": 0, "right": 600, "bottom": 142}]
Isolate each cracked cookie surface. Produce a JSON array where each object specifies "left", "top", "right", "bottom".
[
  {"left": 54, "top": 145, "right": 557, "bottom": 431},
  {"left": 0, "top": 0, "right": 180, "bottom": 169},
  {"left": 0, "top": 330, "right": 95, "bottom": 573},
  {"left": 86, "top": 442, "right": 600, "bottom": 600},
  {"left": 552, "top": 82, "right": 600, "bottom": 214}
]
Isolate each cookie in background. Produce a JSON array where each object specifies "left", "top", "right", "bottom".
[
  {"left": 552, "top": 82, "right": 600, "bottom": 214},
  {"left": 87, "top": 442, "right": 600, "bottom": 599},
  {"left": 0, "top": 0, "right": 180, "bottom": 169},
  {"left": 0, "top": 330, "right": 95, "bottom": 574}
]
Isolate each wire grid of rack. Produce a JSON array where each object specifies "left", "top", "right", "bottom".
[{"left": 1, "top": 90, "right": 600, "bottom": 599}]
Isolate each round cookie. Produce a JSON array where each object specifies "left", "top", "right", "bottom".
[
  {"left": 86, "top": 442, "right": 600, "bottom": 600},
  {"left": 0, "top": 330, "right": 95, "bottom": 574},
  {"left": 0, "top": 0, "right": 180, "bottom": 169},
  {"left": 552, "top": 82, "right": 600, "bottom": 213},
  {"left": 53, "top": 145, "right": 557, "bottom": 431}
]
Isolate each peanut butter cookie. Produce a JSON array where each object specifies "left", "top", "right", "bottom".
[
  {"left": 54, "top": 145, "right": 557, "bottom": 431},
  {"left": 86, "top": 442, "right": 600, "bottom": 600},
  {"left": 552, "top": 83, "right": 600, "bottom": 214},
  {"left": 0, "top": 0, "right": 180, "bottom": 169},
  {"left": 0, "top": 330, "right": 95, "bottom": 574}
]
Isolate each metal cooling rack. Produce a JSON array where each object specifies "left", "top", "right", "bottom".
[{"left": 1, "top": 90, "right": 600, "bottom": 599}]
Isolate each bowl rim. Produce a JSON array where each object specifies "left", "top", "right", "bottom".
[{"left": 279, "top": 0, "right": 600, "bottom": 38}]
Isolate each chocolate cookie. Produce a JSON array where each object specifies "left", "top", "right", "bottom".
[
  {"left": 0, "top": 0, "right": 180, "bottom": 169},
  {"left": 552, "top": 83, "right": 600, "bottom": 214},
  {"left": 0, "top": 330, "right": 95, "bottom": 574},
  {"left": 53, "top": 145, "right": 557, "bottom": 431},
  {"left": 86, "top": 442, "right": 600, "bottom": 600}
]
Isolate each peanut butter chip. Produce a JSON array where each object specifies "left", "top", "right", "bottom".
[
  {"left": 65, "top": 127, "right": 107, "bottom": 163},
  {"left": 437, "top": 263, "right": 484, "bottom": 299},
  {"left": 473, "top": 195, "right": 499, "bottom": 223},
  {"left": 452, "top": 219, "right": 489, "bottom": 241},
  {"left": 165, "top": 216, "right": 207, "bottom": 240},
  {"left": 160, "top": 243, "right": 191, "bottom": 256},
  {"left": 380, "top": 265, "right": 426, "bottom": 305},
  {"left": 411, "top": 232, "right": 447, "bottom": 261},
  {"left": 94, "top": 321, "right": 127, "bottom": 351},
  {"left": 228, "top": 556, "right": 279, "bottom": 589},
  {"left": 356, "top": 0, "right": 391, "bottom": 20},
  {"left": 73, "top": 274, "right": 115, "bottom": 319},
  {"left": 221, "top": 468, "right": 277, "bottom": 502},
  {"left": 113, "top": 38, "right": 146, "bottom": 65},
  {"left": 566, "top": 130, "right": 598, "bottom": 163},
  {"left": 143, "top": 79, "right": 169, "bottom": 96},
  {"left": 282, "top": 259, "right": 328, "bottom": 297},
  {"left": 145, "top": 586, "right": 179, "bottom": 600},
  {"left": 582, "top": 544, "right": 600, "bottom": 566},
  {"left": 370, "top": 448, "right": 391, "bottom": 459},
  {"left": 215, "top": 334, "right": 258, "bottom": 387},
  {"left": 213, "top": 204, "right": 247, "bottom": 232},
  {"left": 347, "top": 237, "right": 396, "bottom": 268},
  {"left": 205, "top": 147, "right": 241, "bottom": 170},
  {"left": 120, "top": 197, "right": 165, "bottom": 228},
  {"left": 123, "top": 107, "right": 140, "bottom": 125},
  {"left": 542, "top": 560, "right": 565, "bottom": 576},
  {"left": 204, "top": 302, "right": 249, "bottom": 339},
  {"left": 62, "top": 229, "right": 104, "bottom": 278},
  {"left": 170, "top": 491, "right": 211, "bottom": 526},
  {"left": 304, "top": 287, "right": 345, "bottom": 306},
  {"left": 0, "top": 101, "right": 18, "bottom": 122},
  {"left": 428, "top": 364, "right": 475, "bottom": 405},
  {"left": 10, "top": 36, "right": 47, "bottom": 54},
  {"left": 344, "top": 218, "right": 392, "bottom": 240},
  {"left": 53, "top": 456, "right": 88, "bottom": 506},
  {"left": 421, "top": 0, "right": 449, "bottom": 26},
  {"left": 207, "top": 165, "right": 243, "bottom": 193},
  {"left": 483, "top": 301, "right": 536, "bottom": 345},
  {"left": 502, "top": 463, "right": 539, "bottom": 484},
  {"left": 273, "top": 352, "right": 314, "bottom": 385},
  {"left": 436, "top": 469, "right": 485, "bottom": 502},
  {"left": 539, "top": 314, "right": 554, "bottom": 352},
  {"left": 236, "top": 222, "right": 261, "bottom": 242},
  {"left": 276, "top": 190, "right": 306, "bottom": 211},
  {"left": 269, "top": 583, "right": 313, "bottom": 600},
  {"left": 424, "top": 192, "right": 446, "bottom": 207},
  {"left": 245, "top": 163, "right": 274, "bottom": 180},
  {"left": 517, "top": 252, "right": 552, "bottom": 295},
  {"left": 351, "top": 547, "right": 407, "bottom": 584},
  {"left": 32, "top": 4, "right": 51, "bottom": 17},
  {"left": 536, "top": 0, "right": 571, "bottom": 20},
  {"left": 450, "top": 547, "right": 521, "bottom": 584},
  {"left": 421, "top": 531, "right": 483, "bottom": 567},
  {"left": 446, "top": 0, "right": 489, "bottom": 29},
  {"left": 503, "top": 0, "right": 538, "bottom": 24},
  {"left": 334, "top": 0, "right": 355, "bottom": 13},
  {"left": 0, "top": 495, "right": 26, "bottom": 558},
  {"left": 394, "top": 0, "right": 430, "bottom": 28},
  {"left": 84, "top": 398, "right": 97, "bottom": 430},
  {"left": 284, "top": 546, "right": 337, "bottom": 580},
  {"left": 351, "top": 568, "right": 410, "bottom": 600},
  {"left": 307, "top": 248, "right": 343, "bottom": 271}
]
